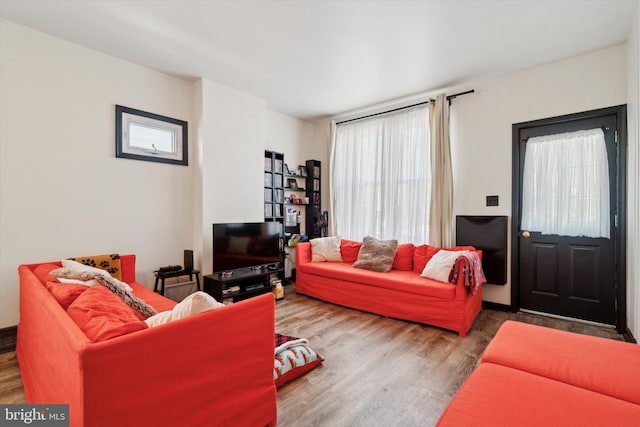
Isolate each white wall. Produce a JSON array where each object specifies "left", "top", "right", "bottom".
[
  {"left": 0, "top": 19, "right": 195, "bottom": 327},
  {"left": 451, "top": 44, "right": 628, "bottom": 305},
  {"left": 197, "top": 78, "right": 267, "bottom": 276},
  {"left": 627, "top": 5, "right": 640, "bottom": 339}
]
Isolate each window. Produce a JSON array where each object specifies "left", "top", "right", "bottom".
[
  {"left": 521, "top": 128, "right": 610, "bottom": 238},
  {"left": 115, "top": 105, "right": 188, "bottom": 166},
  {"left": 332, "top": 106, "right": 430, "bottom": 243}
]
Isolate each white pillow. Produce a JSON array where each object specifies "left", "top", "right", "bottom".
[
  {"left": 420, "top": 250, "right": 467, "bottom": 283},
  {"left": 145, "top": 291, "right": 224, "bottom": 327},
  {"left": 60, "top": 259, "right": 133, "bottom": 291},
  {"left": 310, "top": 236, "right": 343, "bottom": 262}
]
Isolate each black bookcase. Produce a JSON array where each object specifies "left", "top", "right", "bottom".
[
  {"left": 264, "top": 150, "right": 284, "bottom": 223},
  {"left": 305, "top": 160, "right": 324, "bottom": 239}
]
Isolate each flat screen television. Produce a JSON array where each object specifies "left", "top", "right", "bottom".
[{"left": 212, "top": 222, "right": 282, "bottom": 274}]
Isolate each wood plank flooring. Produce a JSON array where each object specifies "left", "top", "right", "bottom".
[{"left": 0, "top": 285, "right": 624, "bottom": 426}]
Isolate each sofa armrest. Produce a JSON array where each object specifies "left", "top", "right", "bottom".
[
  {"left": 296, "top": 242, "right": 312, "bottom": 268},
  {"left": 80, "top": 293, "right": 277, "bottom": 427}
]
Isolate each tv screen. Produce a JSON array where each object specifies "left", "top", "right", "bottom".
[{"left": 212, "top": 222, "right": 282, "bottom": 273}]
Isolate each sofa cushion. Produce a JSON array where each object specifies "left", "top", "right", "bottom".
[
  {"left": 67, "top": 254, "right": 122, "bottom": 280},
  {"left": 67, "top": 285, "right": 148, "bottom": 342},
  {"left": 130, "top": 281, "right": 177, "bottom": 313},
  {"left": 46, "top": 281, "right": 89, "bottom": 309},
  {"left": 311, "top": 236, "right": 343, "bottom": 262},
  {"left": 391, "top": 243, "right": 415, "bottom": 271},
  {"left": 481, "top": 321, "right": 640, "bottom": 405},
  {"left": 299, "top": 262, "right": 455, "bottom": 299},
  {"left": 340, "top": 239, "right": 362, "bottom": 263},
  {"left": 436, "top": 362, "right": 640, "bottom": 427},
  {"left": 353, "top": 236, "right": 398, "bottom": 272}
]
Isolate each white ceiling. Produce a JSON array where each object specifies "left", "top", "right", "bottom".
[{"left": 1, "top": 0, "right": 638, "bottom": 120}]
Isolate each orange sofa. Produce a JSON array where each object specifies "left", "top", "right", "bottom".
[
  {"left": 17, "top": 255, "right": 277, "bottom": 427},
  {"left": 437, "top": 321, "right": 640, "bottom": 426},
  {"left": 295, "top": 240, "right": 483, "bottom": 336}
]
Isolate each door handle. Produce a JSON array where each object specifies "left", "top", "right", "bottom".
[{"left": 521, "top": 231, "right": 531, "bottom": 238}]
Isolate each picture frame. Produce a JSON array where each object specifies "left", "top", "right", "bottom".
[
  {"left": 115, "top": 105, "right": 188, "bottom": 166},
  {"left": 287, "top": 178, "right": 298, "bottom": 190},
  {"left": 297, "top": 165, "right": 307, "bottom": 177},
  {"left": 283, "top": 163, "right": 291, "bottom": 175}
]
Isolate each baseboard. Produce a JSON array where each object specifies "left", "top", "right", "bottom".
[
  {"left": 623, "top": 327, "right": 637, "bottom": 344},
  {"left": 0, "top": 326, "right": 17, "bottom": 353},
  {"left": 482, "top": 301, "right": 512, "bottom": 312}
]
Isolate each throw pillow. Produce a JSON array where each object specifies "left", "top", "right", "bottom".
[
  {"left": 67, "top": 254, "right": 122, "bottom": 280},
  {"left": 391, "top": 243, "right": 415, "bottom": 271},
  {"left": 421, "top": 249, "right": 468, "bottom": 283},
  {"left": 274, "top": 333, "right": 324, "bottom": 388},
  {"left": 352, "top": 236, "right": 398, "bottom": 272},
  {"left": 340, "top": 239, "right": 363, "bottom": 263},
  {"left": 145, "top": 291, "right": 224, "bottom": 327},
  {"left": 67, "top": 285, "right": 147, "bottom": 342},
  {"left": 47, "top": 281, "right": 88, "bottom": 309},
  {"left": 310, "top": 236, "right": 343, "bottom": 262},
  {"left": 59, "top": 260, "right": 132, "bottom": 291}
]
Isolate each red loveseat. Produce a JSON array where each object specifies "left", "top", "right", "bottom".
[
  {"left": 295, "top": 240, "right": 483, "bottom": 336},
  {"left": 17, "top": 255, "right": 277, "bottom": 427},
  {"left": 437, "top": 321, "right": 640, "bottom": 426}
]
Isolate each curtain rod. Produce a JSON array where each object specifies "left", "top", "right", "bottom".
[{"left": 336, "top": 89, "right": 475, "bottom": 125}]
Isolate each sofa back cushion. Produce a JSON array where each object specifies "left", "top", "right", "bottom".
[
  {"left": 391, "top": 243, "right": 415, "bottom": 271},
  {"left": 340, "top": 239, "right": 363, "bottom": 263},
  {"left": 413, "top": 245, "right": 441, "bottom": 273},
  {"left": 67, "top": 285, "right": 147, "bottom": 342},
  {"left": 32, "top": 263, "right": 61, "bottom": 284}
]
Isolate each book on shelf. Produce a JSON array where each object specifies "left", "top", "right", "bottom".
[
  {"left": 264, "top": 173, "right": 272, "bottom": 187},
  {"left": 264, "top": 157, "right": 272, "bottom": 172}
]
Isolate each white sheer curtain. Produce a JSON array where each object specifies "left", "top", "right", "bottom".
[
  {"left": 332, "top": 106, "right": 430, "bottom": 243},
  {"left": 521, "top": 128, "right": 610, "bottom": 238}
]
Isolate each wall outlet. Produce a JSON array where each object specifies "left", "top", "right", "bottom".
[{"left": 486, "top": 195, "right": 499, "bottom": 206}]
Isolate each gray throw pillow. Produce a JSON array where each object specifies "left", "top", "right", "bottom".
[{"left": 352, "top": 236, "right": 398, "bottom": 272}]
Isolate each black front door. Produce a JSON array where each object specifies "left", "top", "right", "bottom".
[{"left": 512, "top": 106, "right": 626, "bottom": 328}]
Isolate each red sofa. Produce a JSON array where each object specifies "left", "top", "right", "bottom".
[
  {"left": 17, "top": 255, "right": 277, "bottom": 427},
  {"left": 295, "top": 240, "right": 483, "bottom": 336},
  {"left": 437, "top": 321, "right": 640, "bottom": 426}
]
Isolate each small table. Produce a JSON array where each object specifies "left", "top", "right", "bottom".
[{"left": 154, "top": 269, "right": 201, "bottom": 296}]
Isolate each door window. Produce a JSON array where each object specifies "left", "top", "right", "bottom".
[{"left": 521, "top": 128, "right": 610, "bottom": 238}]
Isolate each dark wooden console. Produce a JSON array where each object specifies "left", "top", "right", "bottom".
[{"left": 204, "top": 266, "right": 283, "bottom": 303}]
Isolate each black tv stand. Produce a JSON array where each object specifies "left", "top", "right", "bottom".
[{"left": 203, "top": 266, "right": 283, "bottom": 303}]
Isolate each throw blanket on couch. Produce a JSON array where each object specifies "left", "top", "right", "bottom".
[
  {"left": 448, "top": 252, "right": 486, "bottom": 295},
  {"left": 51, "top": 268, "right": 158, "bottom": 317}
]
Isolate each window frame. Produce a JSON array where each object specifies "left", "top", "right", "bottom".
[{"left": 115, "top": 105, "right": 188, "bottom": 166}]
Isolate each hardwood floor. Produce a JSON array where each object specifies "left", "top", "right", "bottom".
[{"left": 0, "top": 285, "right": 624, "bottom": 426}]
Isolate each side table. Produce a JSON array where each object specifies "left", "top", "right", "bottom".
[{"left": 154, "top": 269, "right": 201, "bottom": 296}]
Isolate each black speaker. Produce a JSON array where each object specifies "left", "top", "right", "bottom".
[{"left": 184, "top": 250, "right": 194, "bottom": 272}]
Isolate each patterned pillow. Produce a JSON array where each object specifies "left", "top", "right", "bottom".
[
  {"left": 274, "top": 333, "right": 324, "bottom": 388},
  {"left": 68, "top": 254, "right": 122, "bottom": 280}
]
